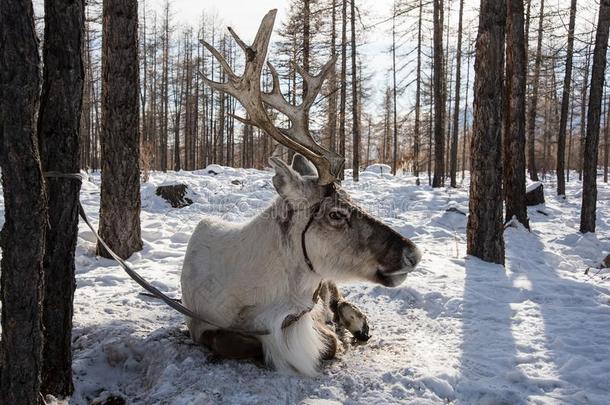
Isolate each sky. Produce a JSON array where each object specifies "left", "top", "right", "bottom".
[
  {"left": 144, "top": 0, "right": 594, "bottom": 115},
  {"left": 148, "top": 0, "right": 399, "bottom": 108}
]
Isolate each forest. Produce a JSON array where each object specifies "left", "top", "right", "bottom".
[{"left": 0, "top": 0, "right": 609, "bottom": 403}]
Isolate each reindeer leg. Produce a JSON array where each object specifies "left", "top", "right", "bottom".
[
  {"left": 199, "top": 330, "right": 264, "bottom": 361},
  {"left": 322, "top": 281, "right": 370, "bottom": 342}
]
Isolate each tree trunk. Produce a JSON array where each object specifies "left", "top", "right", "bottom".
[
  {"left": 450, "top": 0, "right": 464, "bottom": 187},
  {"left": 503, "top": 0, "right": 529, "bottom": 228},
  {"left": 37, "top": 0, "right": 84, "bottom": 397},
  {"left": 467, "top": 0, "right": 506, "bottom": 264},
  {"left": 432, "top": 0, "right": 445, "bottom": 187},
  {"left": 567, "top": 79, "right": 575, "bottom": 182},
  {"left": 98, "top": 0, "right": 143, "bottom": 259},
  {"left": 556, "top": 0, "right": 577, "bottom": 195},
  {"left": 0, "top": 1, "right": 47, "bottom": 403},
  {"left": 581, "top": 0, "right": 610, "bottom": 233},
  {"left": 339, "top": 0, "right": 347, "bottom": 168},
  {"left": 526, "top": 0, "right": 544, "bottom": 181},
  {"left": 414, "top": 0, "right": 423, "bottom": 182},
  {"left": 328, "top": 0, "right": 338, "bottom": 152},
  {"left": 391, "top": 5, "right": 398, "bottom": 175},
  {"left": 303, "top": 0, "right": 310, "bottom": 96},
  {"left": 161, "top": 1, "right": 170, "bottom": 172},
  {"left": 462, "top": 35, "right": 472, "bottom": 181},
  {"left": 579, "top": 42, "right": 591, "bottom": 181},
  {"left": 604, "top": 91, "right": 610, "bottom": 183},
  {"left": 351, "top": 0, "right": 360, "bottom": 180}
]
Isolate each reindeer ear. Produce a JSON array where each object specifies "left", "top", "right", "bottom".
[
  {"left": 269, "top": 156, "right": 305, "bottom": 201},
  {"left": 291, "top": 154, "right": 318, "bottom": 177}
]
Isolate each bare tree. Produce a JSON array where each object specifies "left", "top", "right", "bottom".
[
  {"left": 449, "top": 0, "right": 465, "bottom": 187},
  {"left": 37, "top": 0, "right": 85, "bottom": 396},
  {"left": 98, "top": 0, "right": 143, "bottom": 259},
  {"left": 467, "top": 0, "right": 506, "bottom": 264},
  {"left": 604, "top": 91, "right": 610, "bottom": 183},
  {"left": 352, "top": 0, "right": 361, "bottom": 180},
  {"left": 580, "top": 0, "right": 610, "bottom": 233},
  {"left": 503, "top": 0, "right": 529, "bottom": 228},
  {"left": 328, "top": 0, "right": 338, "bottom": 152},
  {"left": 339, "top": 0, "right": 348, "bottom": 165},
  {"left": 414, "top": 0, "right": 424, "bottom": 184},
  {"left": 0, "top": 1, "right": 47, "bottom": 403},
  {"left": 432, "top": 0, "right": 445, "bottom": 187},
  {"left": 462, "top": 33, "right": 472, "bottom": 181},
  {"left": 391, "top": 2, "right": 399, "bottom": 175},
  {"left": 556, "top": 0, "right": 577, "bottom": 196},
  {"left": 526, "top": 0, "right": 544, "bottom": 181}
]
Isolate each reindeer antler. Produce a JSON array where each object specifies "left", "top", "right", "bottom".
[{"left": 199, "top": 9, "right": 344, "bottom": 185}]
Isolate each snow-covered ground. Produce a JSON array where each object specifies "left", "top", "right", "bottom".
[{"left": 1, "top": 167, "right": 610, "bottom": 404}]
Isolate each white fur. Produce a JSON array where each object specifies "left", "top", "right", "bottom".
[{"left": 181, "top": 197, "right": 329, "bottom": 375}]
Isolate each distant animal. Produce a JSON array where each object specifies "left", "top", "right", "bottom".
[{"left": 181, "top": 9, "right": 421, "bottom": 376}]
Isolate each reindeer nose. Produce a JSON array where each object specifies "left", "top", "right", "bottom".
[{"left": 402, "top": 246, "right": 422, "bottom": 268}]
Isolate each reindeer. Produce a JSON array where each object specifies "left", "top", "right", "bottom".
[{"left": 181, "top": 10, "right": 422, "bottom": 376}]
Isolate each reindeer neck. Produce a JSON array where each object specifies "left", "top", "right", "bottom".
[{"left": 240, "top": 197, "right": 323, "bottom": 305}]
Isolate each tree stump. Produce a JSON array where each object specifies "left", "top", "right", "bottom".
[
  {"left": 525, "top": 182, "right": 545, "bottom": 206},
  {"left": 156, "top": 184, "right": 193, "bottom": 208}
]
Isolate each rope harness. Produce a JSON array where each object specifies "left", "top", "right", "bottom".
[{"left": 43, "top": 171, "right": 321, "bottom": 336}]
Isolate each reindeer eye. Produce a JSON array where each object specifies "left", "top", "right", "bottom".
[{"left": 329, "top": 211, "right": 346, "bottom": 221}]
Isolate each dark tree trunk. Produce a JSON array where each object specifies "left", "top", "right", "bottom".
[
  {"left": 0, "top": 0, "right": 47, "bottom": 403},
  {"left": 432, "top": 0, "right": 445, "bottom": 187},
  {"left": 557, "top": 0, "right": 577, "bottom": 196},
  {"left": 604, "top": 92, "right": 610, "bottom": 183},
  {"left": 414, "top": 0, "right": 423, "bottom": 182},
  {"left": 579, "top": 43, "right": 591, "bottom": 181},
  {"left": 37, "top": 0, "right": 85, "bottom": 397},
  {"left": 328, "top": 0, "right": 338, "bottom": 152},
  {"left": 303, "top": 0, "right": 310, "bottom": 96},
  {"left": 413, "top": 0, "right": 424, "bottom": 181},
  {"left": 351, "top": 0, "right": 360, "bottom": 181},
  {"left": 467, "top": 0, "right": 506, "bottom": 264},
  {"left": 462, "top": 35, "right": 472, "bottom": 180},
  {"left": 450, "top": 0, "right": 465, "bottom": 187},
  {"left": 339, "top": 0, "right": 347, "bottom": 168},
  {"left": 580, "top": 0, "right": 610, "bottom": 233},
  {"left": 526, "top": 0, "right": 544, "bottom": 181},
  {"left": 98, "top": 0, "right": 143, "bottom": 259},
  {"left": 503, "top": 0, "right": 529, "bottom": 228}
]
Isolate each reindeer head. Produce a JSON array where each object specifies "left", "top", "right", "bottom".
[
  {"left": 268, "top": 155, "right": 421, "bottom": 287},
  {"left": 200, "top": 10, "right": 421, "bottom": 287}
]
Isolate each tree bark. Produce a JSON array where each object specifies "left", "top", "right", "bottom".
[
  {"left": 339, "top": 0, "right": 347, "bottom": 171},
  {"left": 556, "top": 0, "right": 577, "bottom": 196},
  {"left": 392, "top": 5, "right": 398, "bottom": 175},
  {"left": 503, "top": 0, "right": 529, "bottom": 228},
  {"left": 579, "top": 42, "right": 591, "bottom": 181},
  {"left": 414, "top": 0, "right": 423, "bottom": 183},
  {"left": 604, "top": 91, "right": 610, "bottom": 183},
  {"left": 0, "top": 0, "right": 47, "bottom": 403},
  {"left": 328, "top": 0, "right": 338, "bottom": 152},
  {"left": 580, "top": 0, "right": 610, "bottom": 233},
  {"left": 351, "top": 0, "right": 360, "bottom": 180},
  {"left": 526, "top": 0, "right": 544, "bottom": 181},
  {"left": 467, "top": 0, "right": 506, "bottom": 264},
  {"left": 98, "top": 0, "right": 143, "bottom": 259},
  {"left": 450, "top": 0, "right": 464, "bottom": 187},
  {"left": 432, "top": 0, "right": 445, "bottom": 187},
  {"left": 37, "top": 0, "right": 85, "bottom": 397},
  {"left": 462, "top": 35, "right": 472, "bottom": 180}
]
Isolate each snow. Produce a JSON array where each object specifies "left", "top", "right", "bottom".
[
  {"left": 1, "top": 169, "right": 610, "bottom": 404},
  {"left": 526, "top": 181, "right": 543, "bottom": 193},
  {"left": 364, "top": 163, "right": 392, "bottom": 174}
]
